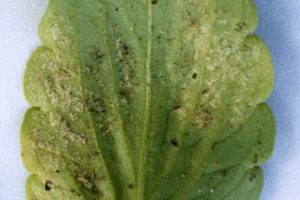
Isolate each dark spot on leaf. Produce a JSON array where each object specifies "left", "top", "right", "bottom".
[
  {"left": 212, "top": 142, "right": 217, "bottom": 151},
  {"left": 120, "top": 43, "right": 130, "bottom": 55},
  {"left": 171, "top": 138, "right": 178, "bottom": 147},
  {"left": 202, "top": 89, "right": 209, "bottom": 94},
  {"left": 192, "top": 73, "right": 198, "bottom": 80},
  {"left": 128, "top": 183, "right": 134, "bottom": 189},
  {"left": 124, "top": 46, "right": 129, "bottom": 54},
  {"left": 249, "top": 169, "right": 258, "bottom": 182},
  {"left": 45, "top": 180, "right": 53, "bottom": 191},
  {"left": 91, "top": 151, "right": 100, "bottom": 157},
  {"left": 55, "top": 169, "right": 60, "bottom": 173},
  {"left": 118, "top": 58, "right": 124, "bottom": 63},
  {"left": 95, "top": 51, "right": 104, "bottom": 64},
  {"left": 115, "top": 7, "right": 119, "bottom": 11},
  {"left": 174, "top": 105, "right": 181, "bottom": 110},
  {"left": 152, "top": 0, "right": 158, "bottom": 5},
  {"left": 186, "top": 10, "right": 191, "bottom": 16},
  {"left": 253, "top": 154, "right": 259, "bottom": 164},
  {"left": 234, "top": 22, "right": 248, "bottom": 32},
  {"left": 119, "top": 88, "right": 129, "bottom": 98}
]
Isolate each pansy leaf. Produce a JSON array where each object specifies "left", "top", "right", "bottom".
[{"left": 21, "top": 0, "right": 275, "bottom": 199}]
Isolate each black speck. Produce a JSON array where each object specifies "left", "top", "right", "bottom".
[
  {"left": 202, "top": 89, "right": 209, "bottom": 94},
  {"left": 152, "top": 0, "right": 158, "bottom": 5},
  {"left": 174, "top": 105, "right": 181, "bottom": 110},
  {"left": 124, "top": 46, "right": 129, "bottom": 54},
  {"left": 119, "top": 88, "right": 129, "bottom": 98},
  {"left": 253, "top": 154, "right": 259, "bottom": 164},
  {"left": 211, "top": 142, "right": 217, "bottom": 151},
  {"left": 192, "top": 73, "right": 198, "bottom": 80},
  {"left": 121, "top": 43, "right": 130, "bottom": 55},
  {"left": 128, "top": 183, "right": 134, "bottom": 189},
  {"left": 171, "top": 138, "right": 178, "bottom": 147}
]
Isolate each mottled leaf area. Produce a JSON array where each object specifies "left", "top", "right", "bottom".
[{"left": 21, "top": 0, "right": 275, "bottom": 200}]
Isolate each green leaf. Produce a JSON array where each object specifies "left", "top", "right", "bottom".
[{"left": 21, "top": 0, "right": 275, "bottom": 199}]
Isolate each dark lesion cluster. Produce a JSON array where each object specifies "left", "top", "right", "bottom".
[
  {"left": 71, "top": 165, "right": 104, "bottom": 197},
  {"left": 86, "top": 91, "right": 106, "bottom": 115},
  {"left": 84, "top": 46, "right": 105, "bottom": 77},
  {"left": 119, "top": 42, "right": 131, "bottom": 56},
  {"left": 116, "top": 41, "right": 138, "bottom": 102},
  {"left": 234, "top": 21, "right": 248, "bottom": 33},
  {"left": 248, "top": 167, "right": 260, "bottom": 182}
]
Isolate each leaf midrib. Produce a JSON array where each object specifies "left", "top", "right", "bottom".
[{"left": 136, "top": 0, "right": 153, "bottom": 199}]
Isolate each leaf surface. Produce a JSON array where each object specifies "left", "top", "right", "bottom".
[{"left": 21, "top": 0, "right": 275, "bottom": 199}]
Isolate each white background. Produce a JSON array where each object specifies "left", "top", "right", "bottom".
[{"left": 0, "top": 1, "right": 299, "bottom": 199}]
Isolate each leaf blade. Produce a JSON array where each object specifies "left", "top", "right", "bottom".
[{"left": 22, "top": 0, "right": 275, "bottom": 199}]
